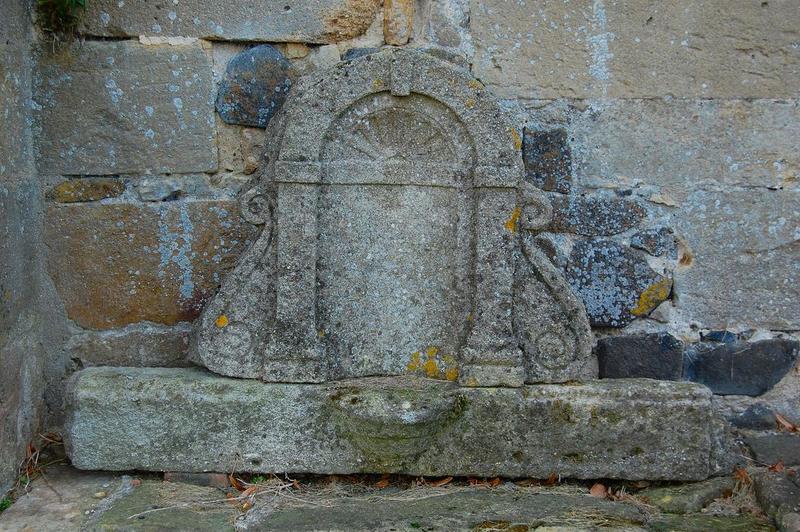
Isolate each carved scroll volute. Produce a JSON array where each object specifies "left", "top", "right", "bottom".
[
  {"left": 518, "top": 182, "right": 553, "bottom": 232},
  {"left": 240, "top": 185, "right": 272, "bottom": 227}
]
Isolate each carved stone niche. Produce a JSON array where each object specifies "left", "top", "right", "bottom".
[{"left": 190, "top": 49, "right": 596, "bottom": 386}]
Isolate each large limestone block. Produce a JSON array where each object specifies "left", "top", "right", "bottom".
[
  {"left": 35, "top": 41, "right": 216, "bottom": 176},
  {"left": 471, "top": 0, "right": 800, "bottom": 99},
  {"left": 672, "top": 190, "right": 800, "bottom": 330},
  {"left": 79, "top": 0, "right": 381, "bottom": 43},
  {"left": 45, "top": 200, "right": 256, "bottom": 330},
  {"left": 566, "top": 99, "right": 800, "bottom": 199},
  {"left": 66, "top": 367, "right": 720, "bottom": 481}
]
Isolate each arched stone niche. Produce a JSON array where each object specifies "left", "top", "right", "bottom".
[{"left": 190, "top": 49, "right": 596, "bottom": 386}]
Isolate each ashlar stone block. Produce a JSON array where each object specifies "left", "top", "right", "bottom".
[{"left": 65, "top": 367, "right": 720, "bottom": 481}]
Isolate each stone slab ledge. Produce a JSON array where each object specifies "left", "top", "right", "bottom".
[{"left": 66, "top": 367, "right": 719, "bottom": 481}]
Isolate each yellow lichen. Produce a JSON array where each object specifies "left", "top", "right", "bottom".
[
  {"left": 465, "top": 98, "right": 476, "bottom": 109},
  {"left": 445, "top": 367, "right": 459, "bottom": 381},
  {"left": 468, "top": 79, "right": 484, "bottom": 91},
  {"left": 631, "top": 278, "right": 672, "bottom": 316},
  {"left": 407, "top": 351, "right": 422, "bottom": 371},
  {"left": 504, "top": 207, "right": 522, "bottom": 233},
  {"left": 509, "top": 128, "right": 522, "bottom": 151},
  {"left": 372, "top": 78, "right": 384, "bottom": 89},
  {"left": 214, "top": 314, "right": 229, "bottom": 328},
  {"left": 423, "top": 358, "right": 439, "bottom": 378},
  {"left": 426, "top": 346, "right": 439, "bottom": 357},
  {"left": 465, "top": 377, "right": 479, "bottom": 387}
]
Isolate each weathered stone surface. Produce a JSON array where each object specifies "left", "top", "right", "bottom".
[
  {"left": 729, "top": 404, "right": 779, "bottom": 431},
  {"left": 216, "top": 45, "right": 293, "bottom": 128},
  {"left": 544, "top": 99, "right": 800, "bottom": 197},
  {"left": 673, "top": 190, "right": 800, "bottom": 330},
  {"left": 641, "top": 476, "right": 735, "bottom": 514},
  {"left": 192, "top": 49, "right": 594, "bottom": 386},
  {"left": 384, "top": 0, "right": 414, "bottom": 46},
  {"left": 701, "top": 330, "right": 739, "bottom": 344},
  {"left": 684, "top": 339, "right": 799, "bottom": 396},
  {"left": 66, "top": 367, "right": 719, "bottom": 480},
  {"left": 566, "top": 239, "right": 672, "bottom": 327},
  {"left": 45, "top": 200, "right": 256, "bottom": 330},
  {"left": 548, "top": 195, "right": 646, "bottom": 236},
  {"left": 240, "top": 489, "right": 647, "bottom": 531},
  {"left": 746, "top": 433, "right": 800, "bottom": 466},
  {"left": 471, "top": 0, "right": 800, "bottom": 99},
  {"left": 79, "top": 0, "right": 381, "bottom": 42},
  {"left": 648, "top": 514, "right": 774, "bottom": 532},
  {"left": 596, "top": 332, "right": 683, "bottom": 381},
  {"left": 522, "top": 128, "right": 572, "bottom": 194},
  {"left": 631, "top": 227, "right": 677, "bottom": 258},
  {"left": 45, "top": 178, "right": 125, "bottom": 203},
  {"left": 342, "top": 47, "right": 380, "bottom": 61},
  {"left": 35, "top": 41, "right": 216, "bottom": 176},
  {"left": 65, "top": 323, "right": 191, "bottom": 368},
  {"left": 754, "top": 469, "right": 800, "bottom": 524}
]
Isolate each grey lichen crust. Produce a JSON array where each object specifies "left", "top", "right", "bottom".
[
  {"left": 66, "top": 367, "right": 719, "bottom": 481},
  {"left": 190, "top": 48, "right": 595, "bottom": 386}
]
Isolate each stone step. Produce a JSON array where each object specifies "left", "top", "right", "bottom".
[{"left": 65, "top": 367, "right": 721, "bottom": 481}]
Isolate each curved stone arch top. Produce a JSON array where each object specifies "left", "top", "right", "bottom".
[{"left": 190, "top": 48, "right": 596, "bottom": 386}]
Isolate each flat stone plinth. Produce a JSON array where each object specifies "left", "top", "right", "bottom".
[{"left": 66, "top": 367, "right": 718, "bottom": 480}]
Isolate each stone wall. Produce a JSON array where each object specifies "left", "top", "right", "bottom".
[
  {"left": 28, "top": 0, "right": 800, "bottom": 432},
  {"left": 0, "top": 0, "right": 67, "bottom": 494}
]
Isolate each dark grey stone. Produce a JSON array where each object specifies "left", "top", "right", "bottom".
[
  {"left": 684, "top": 339, "right": 799, "bottom": 396},
  {"left": 729, "top": 404, "right": 778, "bottom": 430},
  {"left": 746, "top": 433, "right": 800, "bottom": 466},
  {"left": 701, "top": 330, "right": 738, "bottom": 344},
  {"left": 565, "top": 239, "right": 672, "bottom": 328},
  {"left": 549, "top": 195, "right": 647, "bottom": 236},
  {"left": 342, "top": 47, "right": 380, "bottom": 61},
  {"left": 522, "top": 128, "right": 572, "bottom": 194},
  {"left": 596, "top": 332, "right": 683, "bottom": 380},
  {"left": 216, "top": 45, "right": 293, "bottom": 128},
  {"left": 630, "top": 227, "right": 677, "bottom": 258},
  {"left": 753, "top": 470, "right": 800, "bottom": 521}
]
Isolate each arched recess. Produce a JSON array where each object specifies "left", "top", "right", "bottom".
[{"left": 190, "top": 48, "right": 595, "bottom": 386}]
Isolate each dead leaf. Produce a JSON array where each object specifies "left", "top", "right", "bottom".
[
  {"left": 776, "top": 413, "right": 798, "bottom": 432},
  {"left": 468, "top": 477, "right": 483, "bottom": 486},
  {"left": 787, "top": 468, "right": 797, "bottom": 477},
  {"left": 589, "top": 483, "right": 608, "bottom": 498},
  {"left": 241, "top": 501, "right": 252, "bottom": 511},
  {"left": 229, "top": 474, "right": 247, "bottom": 492},
  {"left": 544, "top": 472, "right": 558, "bottom": 486},
  {"left": 375, "top": 474, "right": 390, "bottom": 489},
  {"left": 429, "top": 476, "right": 453, "bottom": 488},
  {"left": 734, "top": 467, "right": 751, "bottom": 485},
  {"left": 489, "top": 477, "right": 502, "bottom": 487},
  {"left": 241, "top": 486, "right": 258, "bottom": 497},
  {"left": 131, "top": 479, "right": 142, "bottom": 487},
  {"left": 768, "top": 461, "right": 786, "bottom": 473}
]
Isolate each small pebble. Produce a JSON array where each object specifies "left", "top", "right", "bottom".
[{"left": 93, "top": 491, "right": 107, "bottom": 499}]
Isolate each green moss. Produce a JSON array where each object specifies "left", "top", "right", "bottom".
[
  {"left": 0, "top": 496, "right": 12, "bottom": 514},
  {"left": 630, "top": 446, "right": 645, "bottom": 456},
  {"left": 563, "top": 452, "right": 585, "bottom": 463},
  {"left": 549, "top": 400, "right": 576, "bottom": 423}
]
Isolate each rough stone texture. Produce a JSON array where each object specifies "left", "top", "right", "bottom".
[
  {"left": 673, "top": 190, "right": 800, "bottom": 330},
  {"left": 596, "top": 332, "right": 683, "bottom": 381},
  {"left": 35, "top": 40, "right": 216, "bottom": 176},
  {"left": 216, "top": 45, "right": 293, "bottom": 128},
  {"left": 79, "top": 0, "right": 382, "bottom": 43},
  {"left": 384, "top": 0, "right": 414, "bottom": 45},
  {"left": 729, "top": 404, "right": 780, "bottom": 431},
  {"left": 640, "top": 476, "right": 735, "bottom": 514},
  {"left": 548, "top": 195, "right": 646, "bottom": 236},
  {"left": 551, "top": 99, "right": 800, "bottom": 198},
  {"left": 471, "top": 0, "right": 800, "bottom": 99},
  {"left": 746, "top": 433, "right": 800, "bottom": 466},
  {"left": 648, "top": 514, "right": 774, "bottom": 532},
  {"left": 631, "top": 227, "right": 677, "bottom": 258},
  {"left": 66, "top": 367, "right": 719, "bottom": 480},
  {"left": 45, "top": 200, "right": 256, "bottom": 330},
  {"left": 45, "top": 178, "right": 125, "bottom": 203},
  {"left": 565, "top": 239, "right": 672, "bottom": 328},
  {"left": 192, "top": 49, "right": 595, "bottom": 386},
  {"left": 240, "top": 489, "right": 647, "bottom": 530},
  {"left": 0, "top": 0, "right": 67, "bottom": 495},
  {"left": 754, "top": 469, "right": 800, "bottom": 526},
  {"left": 522, "top": 128, "right": 572, "bottom": 194},
  {"left": 684, "top": 339, "right": 799, "bottom": 396},
  {"left": 64, "top": 323, "right": 192, "bottom": 368}
]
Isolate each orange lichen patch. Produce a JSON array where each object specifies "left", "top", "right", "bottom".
[
  {"left": 407, "top": 351, "right": 422, "bottom": 371},
  {"left": 504, "top": 207, "right": 522, "bottom": 233},
  {"left": 509, "top": 128, "right": 522, "bottom": 151},
  {"left": 215, "top": 314, "right": 229, "bottom": 328},
  {"left": 631, "top": 278, "right": 672, "bottom": 316},
  {"left": 445, "top": 367, "right": 459, "bottom": 381},
  {"left": 423, "top": 358, "right": 439, "bottom": 378}
]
